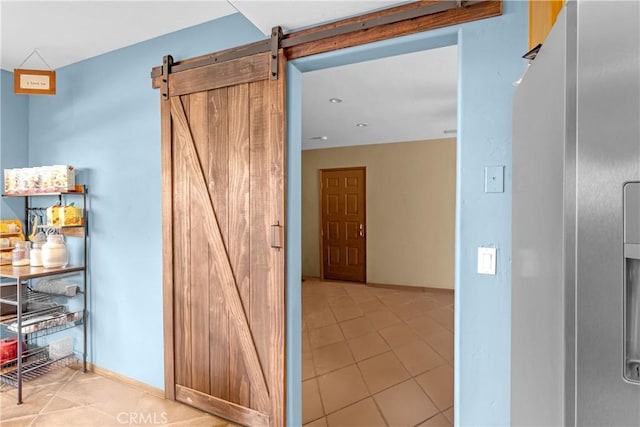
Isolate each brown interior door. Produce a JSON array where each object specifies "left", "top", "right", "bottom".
[
  {"left": 321, "top": 167, "right": 366, "bottom": 282},
  {"left": 160, "top": 51, "right": 286, "bottom": 427}
]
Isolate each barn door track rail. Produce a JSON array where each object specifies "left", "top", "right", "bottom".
[{"left": 151, "top": 0, "right": 501, "bottom": 89}]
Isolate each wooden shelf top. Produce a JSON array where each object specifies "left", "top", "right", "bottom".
[
  {"left": 2, "top": 186, "right": 86, "bottom": 198},
  {"left": 0, "top": 264, "right": 84, "bottom": 280}
]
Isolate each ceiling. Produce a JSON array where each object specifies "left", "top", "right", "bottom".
[
  {"left": 302, "top": 45, "right": 457, "bottom": 150},
  {"left": 0, "top": 1, "right": 457, "bottom": 150}
]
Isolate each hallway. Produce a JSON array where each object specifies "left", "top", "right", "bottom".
[{"left": 302, "top": 279, "right": 454, "bottom": 426}]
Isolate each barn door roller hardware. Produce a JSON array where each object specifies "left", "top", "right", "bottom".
[
  {"left": 271, "top": 26, "right": 283, "bottom": 80},
  {"left": 161, "top": 55, "right": 173, "bottom": 100}
]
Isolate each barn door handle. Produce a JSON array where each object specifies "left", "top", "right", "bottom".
[
  {"left": 359, "top": 224, "right": 365, "bottom": 238},
  {"left": 271, "top": 221, "right": 283, "bottom": 251}
]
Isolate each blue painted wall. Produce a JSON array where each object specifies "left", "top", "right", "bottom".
[
  {"left": 0, "top": 70, "right": 29, "bottom": 219},
  {"left": 287, "top": 2, "right": 527, "bottom": 426},
  {"left": 25, "top": 14, "right": 264, "bottom": 390}
]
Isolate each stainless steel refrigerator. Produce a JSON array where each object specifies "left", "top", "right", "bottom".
[{"left": 512, "top": 1, "right": 640, "bottom": 425}]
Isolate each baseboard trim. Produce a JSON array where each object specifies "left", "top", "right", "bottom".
[
  {"left": 366, "top": 282, "right": 454, "bottom": 293},
  {"left": 302, "top": 276, "right": 454, "bottom": 293},
  {"left": 84, "top": 362, "right": 165, "bottom": 399}
]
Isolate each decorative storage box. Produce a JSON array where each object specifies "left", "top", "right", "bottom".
[
  {"left": 0, "top": 338, "right": 26, "bottom": 365},
  {"left": 3, "top": 165, "right": 75, "bottom": 194},
  {"left": 51, "top": 165, "right": 75, "bottom": 191},
  {"left": 46, "top": 205, "right": 83, "bottom": 227}
]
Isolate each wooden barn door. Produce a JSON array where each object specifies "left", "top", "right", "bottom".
[{"left": 158, "top": 51, "right": 286, "bottom": 426}]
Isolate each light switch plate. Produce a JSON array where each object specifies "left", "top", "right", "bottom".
[
  {"left": 485, "top": 166, "right": 505, "bottom": 193},
  {"left": 477, "top": 247, "right": 497, "bottom": 275}
]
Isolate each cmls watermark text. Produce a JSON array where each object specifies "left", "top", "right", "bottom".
[{"left": 117, "top": 412, "right": 169, "bottom": 425}]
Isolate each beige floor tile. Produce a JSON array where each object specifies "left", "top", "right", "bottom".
[
  {"left": 1, "top": 367, "right": 237, "bottom": 427},
  {"left": 358, "top": 351, "right": 410, "bottom": 394},
  {"left": 443, "top": 407, "right": 454, "bottom": 423},
  {"left": 331, "top": 305, "right": 363, "bottom": 322},
  {"left": 326, "top": 398, "right": 386, "bottom": 426},
  {"left": 389, "top": 301, "right": 428, "bottom": 321},
  {"left": 56, "top": 375, "right": 146, "bottom": 410},
  {"left": 0, "top": 383, "right": 59, "bottom": 420},
  {"left": 313, "top": 341, "right": 355, "bottom": 375},
  {"left": 357, "top": 298, "right": 386, "bottom": 313},
  {"left": 304, "top": 416, "right": 328, "bottom": 427},
  {"left": 429, "top": 292, "right": 454, "bottom": 306},
  {"left": 304, "top": 301, "right": 330, "bottom": 313},
  {"left": 339, "top": 317, "right": 375, "bottom": 339},
  {"left": 418, "top": 413, "right": 453, "bottom": 427},
  {"left": 393, "top": 340, "right": 446, "bottom": 376},
  {"left": 303, "top": 378, "right": 325, "bottom": 424},
  {"left": 305, "top": 308, "right": 338, "bottom": 330},
  {"left": 347, "top": 332, "right": 390, "bottom": 361},
  {"left": 374, "top": 379, "right": 439, "bottom": 427},
  {"left": 377, "top": 291, "right": 415, "bottom": 305},
  {"left": 406, "top": 315, "right": 451, "bottom": 341},
  {"left": 309, "top": 324, "right": 345, "bottom": 348},
  {"left": 30, "top": 405, "right": 118, "bottom": 426},
  {"left": 41, "top": 395, "right": 85, "bottom": 414},
  {"left": 303, "top": 353, "right": 316, "bottom": 380},
  {"left": 415, "top": 297, "right": 445, "bottom": 312},
  {"left": 303, "top": 332, "right": 312, "bottom": 356},
  {"left": 426, "top": 307, "right": 454, "bottom": 332},
  {"left": 107, "top": 392, "right": 216, "bottom": 425},
  {"left": 302, "top": 280, "right": 456, "bottom": 424},
  {"left": 416, "top": 365, "right": 454, "bottom": 410},
  {"left": 378, "top": 323, "right": 421, "bottom": 348},
  {"left": 317, "top": 365, "right": 369, "bottom": 414},
  {"left": 0, "top": 415, "right": 36, "bottom": 427},
  {"left": 365, "top": 310, "right": 402, "bottom": 330},
  {"left": 344, "top": 287, "right": 376, "bottom": 303},
  {"left": 328, "top": 295, "right": 357, "bottom": 308},
  {"left": 425, "top": 330, "right": 454, "bottom": 363},
  {"left": 322, "top": 285, "right": 349, "bottom": 299}
]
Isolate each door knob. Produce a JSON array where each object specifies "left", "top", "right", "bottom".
[{"left": 359, "top": 224, "right": 365, "bottom": 238}]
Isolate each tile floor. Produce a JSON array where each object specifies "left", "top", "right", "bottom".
[
  {"left": 0, "top": 365, "right": 239, "bottom": 426},
  {"left": 1, "top": 280, "right": 453, "bottom": 427},
  {"left": 302, "top": 279, "right": 454, "bottom": 427}
]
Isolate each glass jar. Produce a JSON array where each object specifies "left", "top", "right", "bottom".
[
  {"left": 41, "top": 235, "right": 68, "bottom": 268},
  {"left": 11, "top": 241, "right": 31, "bottom": 267},
  {"left": 30, "top": 242, "right": 43, "bottom": 267}
]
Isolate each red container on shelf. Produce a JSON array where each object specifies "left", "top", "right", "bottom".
[{"left": 0, "top": 338, "right": 25, "bottom": 365}]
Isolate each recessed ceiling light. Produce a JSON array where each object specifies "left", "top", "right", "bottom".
[
  {"left": 356, "top": 123, "right": 368, "bottom": 127},
  {"left": 329, "top": 98, "right": 342, "bottom": 103},
  {"left": 309, "top": 136, "right": 328, "bottom": 141}
]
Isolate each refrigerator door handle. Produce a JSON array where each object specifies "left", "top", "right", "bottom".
[{"left": 623, "top": 182, "right": 640, "bottom": 383}]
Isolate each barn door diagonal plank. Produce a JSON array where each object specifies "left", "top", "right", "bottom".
[{"left": 169, "top": 96, "right": 271, "bottom": 415}]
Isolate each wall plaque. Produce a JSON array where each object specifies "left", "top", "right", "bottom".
[{"left": 14, "top": 69, "right": 56, "bottom": 95}]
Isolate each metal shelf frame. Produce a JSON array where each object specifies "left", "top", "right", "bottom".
[{"left": 0, "top": 186, "right": 88, "bottom": 404}]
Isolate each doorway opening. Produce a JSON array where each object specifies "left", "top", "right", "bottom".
[{"left": 298, "top": 44, "right": 458, "bottom": 426}]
